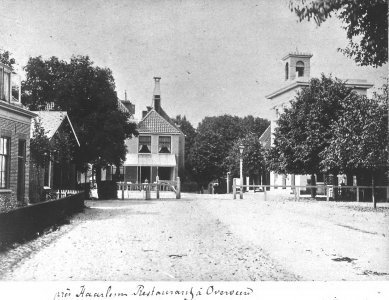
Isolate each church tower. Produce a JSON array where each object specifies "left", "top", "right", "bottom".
[{"left": 282, "top": 52, "right": 312, "bottom": 81}]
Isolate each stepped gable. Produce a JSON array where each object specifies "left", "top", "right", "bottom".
[{"left": 138, "top": 109, "right": 182, "bottom": 134}]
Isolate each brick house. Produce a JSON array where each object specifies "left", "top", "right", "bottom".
[
  {"left": 264, "top": 52, "right": 373, "bottom": 190},
  {"left": 120, "top": 77, "right": 185, "bottom": 183},
  {"left": 0, "top": 62, "right": 36, "bottom": 213},
  {"left": 29, "top": 111, "right": 80, "bottom": 202}
]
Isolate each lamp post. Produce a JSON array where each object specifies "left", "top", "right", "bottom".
[{"left": 239, "top": 144, "right": 244, "bottom": 199}]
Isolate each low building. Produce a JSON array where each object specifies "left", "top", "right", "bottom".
[
  {"left": 29, "top": 111, "right": 80, "bottom": 202},
  {"left": 0, "top": 62, "right": 36, "bottom": 212},
  {"left": 265, "top": 52, "right": 373, "bottom": 189},
  {"left": 120, "top": 77, "right": 185, "bottom": 183}
]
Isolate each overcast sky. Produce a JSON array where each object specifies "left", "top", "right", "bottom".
[{"left": 1, "top": 0, "right": 387, "bottom": 126}]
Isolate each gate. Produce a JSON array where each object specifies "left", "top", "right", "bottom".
[{"left": 117, "top": 177, "right": 181, "bottom": 200}]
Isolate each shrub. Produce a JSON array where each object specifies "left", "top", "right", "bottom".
[
  {"left": 181, "top": 181, "right": 198, "bottom": 193},
  {"left": 97, "top": 181, "right": 117, "bottom": 200}
]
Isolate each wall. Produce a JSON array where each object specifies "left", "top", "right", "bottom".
[{"left": 0, "top": 107, "right": 32, "bottom": 213}]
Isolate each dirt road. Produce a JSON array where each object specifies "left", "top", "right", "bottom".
[{"left": 0, "top": 192, "right": 388, "bottom": 281}]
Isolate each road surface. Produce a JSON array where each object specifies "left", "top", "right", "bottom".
[{"left": 0, "top": 192, "right": 388, "bottom": 281}]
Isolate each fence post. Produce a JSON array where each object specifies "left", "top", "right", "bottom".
[
  {"left": 240, "top": 181, "right": 243, "bottom": 200},
  {"left": 326, "top": 185, "right": 329, "bottom": 202},
  {"left": 233, "top": 178, "right": 236, "bottom": 199},
  {"left": 296, "top": 186, "right": 300, "bottom": 201},
  {"left": 227, "top": 172, "right": 230, "bottom": 194},
  {"left": 122, "top": 182, "right": 124, "bottom": 200},
  {"left": 356, "top": 187, "right": 360, "bottom": 202},
  {"left": 264, "top": 185, "right": 267, "bottom": 201},
  {"left": 176, "top": 177, "right": 181, "bottom": 199},
  {"left": 372, "top": 177, "right": 376, "bottom": 209},
  {"left": 156, "top": 176, "right": 160, "bottom": 199}
]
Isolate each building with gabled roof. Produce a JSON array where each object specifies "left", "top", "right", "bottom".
[
  {"left": 121, "top": 77, "right": 185, "bottom": 183},
  {"left": 29, "top": 111, "right": 80, "bottom": 202}
]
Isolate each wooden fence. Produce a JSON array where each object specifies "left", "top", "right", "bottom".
[
  {"left": 232, "top": 178, "right": 389, "bottom": 208},
  {"left": 116, "top": 177, "right": 181, "bottom": 200}
]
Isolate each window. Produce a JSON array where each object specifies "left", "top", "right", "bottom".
[
  {"left": 285, "top": 62, "right": 289, "bottom": 80},
  {"left": 3, "top": 71, "right": 10, "bottom": 101},
  {"left": 296, "top": 61, "right": 304, "bottom": 77},
  {"left": 0, "top": 67, "right": 11, "bottom": 102},
  {"left": 0, "top": 137, "right": 10, "bottom": 188},
  {"left": 138, "top": 136, "right": 151, "bottom": 153},
  {"left": 159, "top": 136, "right": 171, "bottom": 153}
]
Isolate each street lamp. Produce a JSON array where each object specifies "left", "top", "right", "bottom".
[{"left": 239, "top": 144, "right": 245, "bottom": 199}]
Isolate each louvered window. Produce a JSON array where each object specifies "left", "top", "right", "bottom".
[{"left": 138, "top": 136, "right": 151, "bottom": 153}]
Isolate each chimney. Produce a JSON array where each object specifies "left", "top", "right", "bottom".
[{"left": 153, "top": 77, "right": 161, "bottom": 113}]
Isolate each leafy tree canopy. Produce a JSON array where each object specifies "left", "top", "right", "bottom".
[
  {"left": 174, "top": 115, "right": 197, "bottom": 181},
  {"left": 289, "top": 0, "right": 388, "bottom": 67},
  {"left": 268, "top": 74, "right": 352, "bottom": 176},
  {"left": 320, "top": 84, "right": 388, "bottom": 175},
  {"left": 226, "top": 133, "right": 266, "bottom": 179},
  {"left": 190, "top": 114, "right": 269, "bottom": 185},
  {"left": 22, "top": 55, "right": 138, "bottom": 176},
  {"left": 0, "top": 49, "right": 16, "bottom": 69}
]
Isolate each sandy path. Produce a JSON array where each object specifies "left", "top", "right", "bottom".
[{"left": 1, "top": 197, "right": 297, "bottom": 281}]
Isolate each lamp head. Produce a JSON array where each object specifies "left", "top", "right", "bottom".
[{"left": 239, "top": 144, "right": 245, "bottom": 155}]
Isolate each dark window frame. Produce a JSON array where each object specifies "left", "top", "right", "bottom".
[
  {"left": 0, "top": 136, "right": 11, "bottom": 189},
  {"left": 158, "top": 136, "right": 171, "bottom": 153},
  {"left": 138, "top": 135, "right": 152, "bottom": 153}
]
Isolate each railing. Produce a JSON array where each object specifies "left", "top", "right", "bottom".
[
  {"left": 51, "top": 189, "right": 83, "bottom": 200},
  {"left": 232, "top": 179, "right": 389, "bottom": 208},
  {"left": 116, "top": 177, "right": 181, "bottom": 200}
]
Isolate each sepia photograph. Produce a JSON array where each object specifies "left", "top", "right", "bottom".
[{"left": 0, "top": 0, "right": 388, "bottom": 299}]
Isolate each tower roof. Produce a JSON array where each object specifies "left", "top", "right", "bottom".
[{"left": 282, "top": 52, "right": 313, "bottom": 61}]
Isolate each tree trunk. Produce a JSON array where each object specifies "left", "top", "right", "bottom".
[
  {"left": 310, "top": 174, "right": 316, "bottom": 198},
  {"left": 333, "top": 173, "right": 339, "bottom": 201},
  {"left": 95, "top": 165, "right": 102, "bottom": 200},
  {"left": 372, "top": 172, "right": 376, "bottom": 209},
  {"left": 113, "top": 164, "right": 121, "bottom": 182}
]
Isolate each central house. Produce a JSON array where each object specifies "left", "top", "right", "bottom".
[{"left": 123, "top": 77, "right": 185, "bottom": 183}]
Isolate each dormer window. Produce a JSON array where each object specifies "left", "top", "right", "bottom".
[
  {"left": 159, "top": 136, "right": 171, "bottom": 153},
  {"left": 296, "top": 61, "right": 304, "bottom": 77},
  {"left": 138, "top": 136, "right": 151, "bottom": 153},
  {"left": 285, "top": 62, "right": 289, "bottom": 80}
]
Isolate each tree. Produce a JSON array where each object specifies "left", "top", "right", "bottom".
[
  {"left": 30, "top": 118, "right": 52, "bottom": 201},
  {"left": 22, "top": 55, "right": 138, "bottom": 192},
  {"left": 320, "top": 86, "right": 388, "bottom": 185},
  {"left": 190, "top": 115, "right": 269, "bottom": 187},
  {"left": 289, "top": 0, "right": 388, "bottom": 67},
  {"left": 0, "top": 49, "right": 16, "bottom": 69},
  {"left": 226, "top": 133, "right": 266, "bottom": 181},
  {"left": 174, "top": 115, "right": 197, "bottom": 181},
  {"left": 267, "top": 75, "right": 352, "bottom": 197}
]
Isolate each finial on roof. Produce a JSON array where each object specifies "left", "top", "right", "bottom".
[{"left": 125, "top": 90, "right": 127, "bottom": 101}]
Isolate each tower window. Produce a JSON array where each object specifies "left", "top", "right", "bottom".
[
  {"left": 296, "top": 61, "right": 304, "bottom": 77},
  {"left": 285, "top": 62, "right": 289, "bottom": 80}
]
